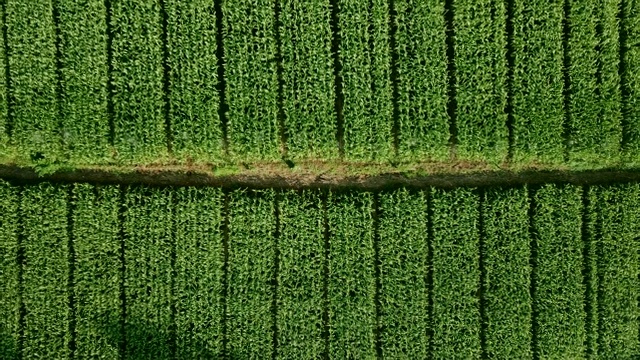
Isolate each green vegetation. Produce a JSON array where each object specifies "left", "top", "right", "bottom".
[
  {"left": 394, "top": 0, "right": 449, "bottom": 161},
  {"left": 123, "top": 186, "right": 173, "bottom": 358},
  {"left": 532, "top": 184, "right": 586, "bottom": 358},
  {"left": 454, "top": 0, "right": 508, "bottom": 162},
  {"left": 167, "top": 0, "right": 223, "bottom": 161},
  {"left": 223, "top": 0, "right": 280, "bottom": 160},
  {"left": 0, "top": 4, "right": 7, "bottom": 152},
  {"left": 57, "top": 0, "right": 110, "bottom": 163},
  {"left": 21, "top": 183, "right": 70, "bottom": 359},
  {"left": 327, "top": 191, "right": 376, "bottom": 357},
  {"left": 6, "top": 0, "right": 60, "bottom": 162},
  {"left": 583, "top": 185, "right": 598, "bottom": 358},
  {"left": 339, "top": 0, "right": 393, "bottom": 160},
  {"left": 227, "top": 189, "right": 276, "bottom": 358},
  {"left": 512, "top": 0, "right": 564, "bottom": 163},
  {"left": 277, "top": 189, "right": 325, "bottom": 358},
  {"left": 0, "top": 0, "right": 638, "bottom": 170},
  {"left": 378, "top": 189, "right": 428, "bottom": 357},
  {"left": 0, "top": 182, "right": 639, "bottom": 357},
  {"left": 482, "top": 186, "right": 532, "bottom": 359},
  {"left": 174, "top": 186, "right": 224, "bottom": 358},
  {"left": 0, "top": 181, "right": 18, "bottom": 360},
  {"left": 72, "top": 184, "right": 121, "bottom": 358},
  {"left": 590, "top": 183, "right": 640, "bottom": 357},
  {"left": 622, "top": 0, "right": 640, "bottom": 158},
  {"left": 567, "top": 0, "right": 622, "bottom": 164},
  {"left": 431, "top": 187, "right": 481, "bottom": 358},
  {"left": 110, "top": 0, "right": 167, "bottom": 163},
  {"left": 280, "top": 0, "right": 336, "bottom": 160}
]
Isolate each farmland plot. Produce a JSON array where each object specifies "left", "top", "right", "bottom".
[
  {"left": 0, "top": 4, "right": 7, "bottom": 151},
  {"left": 173, "top": 187, "right": 225, "bottom": 358},
  {"left": 223, "top": 0, "right": 280, "bottom": 160},
  {"left": 327, "top": 191, "right": 376, "bottom": 358},
  {"left": 57, "top": 0, "right": 110, "bottom": 163},
  {"left": 567, "top": 0, "right": 622, "bottom": 163},
  {"left": 227, "top": 189, "right": 276, "bottom": 358},
  {"left": 21, "top": 183, "right": 70, "bottom": 359},
  {"left": 277, "top": 189, "right": 325, "bottom": 358},
  {"left": 531, "top": 184, "right": 586, "bottom": 358},
  {"left": 167, "top": 0, "right": 223, "bottom": 161},
  {"left": 511, "top": 0, "right": 565, "bottom": 163},
  {"left": 72, "top": 184, "right": 121, "bottom": 358},
  {"left": 123, "top": 186, "right": 174, "bottom": 359},
  {"left": 280, "top": 0, "right": 336, "bottom": 160},
  {"left": 378, "top": 189, "right": 429, "bottom": 357},
  {"left": 0, "top": 181, "right": 19, "bottom": 360},
  {"left": 339, "top": 0, "right": 393, "bottom": 160},
  {"left": 454, "top": 0, "right": 508, "bottom": 162},
  {"left": 587, "top": 183, "right": 640, "bottom": 357},
  {"left": 6, "top": 0, "right": 60, "bottom": 162},
  {"left": 622, "top": 0, "right": 640, "bottom": 159},
  {"left": 481, "top": 187, "right": 532, "bottom": 359},
  {"left": 431, "top": 187, "right": 481, "bottom": 359},
  {"left": 393, "top": 0, "right": 449, "bottom": 161},
  {"left": 1, "top": 181, "right": 640, "bottom": 358},
  {"left": 110, "top": 0, "right": 167, "bottom": 163}
]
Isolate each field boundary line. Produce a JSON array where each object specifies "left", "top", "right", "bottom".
[{"left": 2, "top": 165, "right": 640, "bottom": 189}]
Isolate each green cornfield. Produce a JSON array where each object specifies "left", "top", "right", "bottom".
[
  {"left": 1, "top": 181, "right": 640, "bottom": 358},
  {"left": 0, "top": 0, "right": 639, "bottom": 358},
  {"left": 0, "top": 0, "right": 637, "bottom": 167}
]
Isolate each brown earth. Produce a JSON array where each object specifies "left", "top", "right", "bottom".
[{"left": 1, "top": 159, "right": 639, "bottom": 189}]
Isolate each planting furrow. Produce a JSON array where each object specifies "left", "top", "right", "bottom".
[
  {"left": 511, "top": 0, "right": 564, "bottom": 163},
  {"left": 57, "top": 0, "right": 110, "bottom": 163},
  {"left": 339, "top": 0, "right": 393, "bottom": 160},
  {"left": 72, "top": 184, "right": 121, "bottom": 358},
  {"left": 223, "top": 0, "right": 280, "bottom": 160},
  {"left": 0, "top": 3, "right": 7, "bottom": 150},
  {"left": 531, "top": 184, "right": 586, "bottom": 358},
  {"left": 454, "top": 0, "right": 509, "bottom": 162},
  {"left": 0, "top": 180, "right": 19, "bottom": 359},
  {"left": 6, "top": 0, "right": 60, "bottom": 162},
  {"left": 431, "top": 187, "right": 481, "bottom": 359},
  {"left": 123, "top": 186, "right": 173, "bottom": 359},
  {"left": 327, "top": 191, "right": 376, "bottom": 358},
  {"left": 280, "top": 0, "right": 336, "bottom": 160},
  {"left": 378, "top": 189, "right": 429, "bottom": 357},
  {"left": 110, "top": 0, "right": 167, "bottom": 163},
  {"left": 174, "top": 187, "right": 224, "bottom": 358},
  {"left": 277, "top": 190, "right": 325, "bottom": 358},
  {"left": 21, "top": 183, "right": 70, "bottom": 358},
  {"left": 167, "top": 0, "right": 223, "bottom": 162},
  {"left": 227, "top": 189, "right": 276, "bottom": 358},
  {"left": 394, "top": 0, "right": 449, "bottom": 161},
  {"left": 482, "top": 186, "right": 532, "bottom": 358}
]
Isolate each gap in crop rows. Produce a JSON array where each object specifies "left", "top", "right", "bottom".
[
  {"left": 444, "top": 0, "right": 458, "bottom": 156},
  {"left": 388, "top": 0, "right": 400, "bottom": 156},
  {"left": 273, "top": 0, "right": 288, "bottom": 159},
  {"left": 66, "top": 186, "right": 77, "bottom": 358},
  {"left": 505, "top": 0, "right": 516, "bottom": 162},
  {"left": 215, "top": 0, "right": 229, "bottom": 156},
  {"left": 118, "top": 184, "right": 128, "bottom": 357},
  {"left": 528, "top": 185, "right": 539, "bottom": 360},
  {"left": 329, "top": 0, "right": 344, "bottom": 158},
  {"left": 561, "top": 0, "right": 571, "bottom": 162},
  {"left": 159, "top": 0, "right": 173, "bottom": 155},
  {"left": 2, "top": 0, "right": 13, "bottom": 140}
]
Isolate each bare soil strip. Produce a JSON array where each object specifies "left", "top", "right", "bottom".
[{"left": 1, "top": 163, "right": 639, "bottom": 189}]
